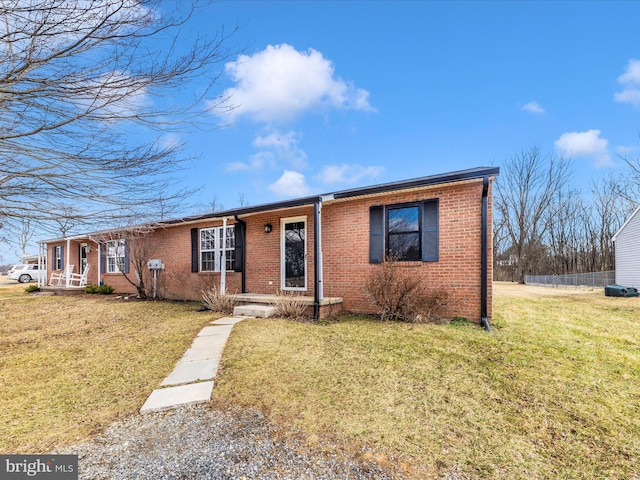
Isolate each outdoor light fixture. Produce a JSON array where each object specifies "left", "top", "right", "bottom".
[{"left": 264, "top": 223, "right": 272, "bottom": 233}]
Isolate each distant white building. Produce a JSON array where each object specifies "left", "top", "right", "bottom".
[{"left": 613, "top": 205, "right": 640, "bottom": 287}]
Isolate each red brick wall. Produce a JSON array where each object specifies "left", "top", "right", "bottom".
[
  {"left": 320, "top": 178, "right": 493, "bottom": 322},
  {"left": 243, "top": 207, "right": 315, "bottom": 294},
  {"left": 98, "top": 222, "right": 243, "bottom": 298},
  {"left": 43, "top": 177, "right": 494, "bottom": 322}
]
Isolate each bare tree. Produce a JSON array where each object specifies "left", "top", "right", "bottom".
[
  {"left": 494, "top": 146, "right": 570, "bottom": 283},
  {"left": 0, "top": 213, "right": 38, "bottom": 260},
  {"left": 92, "top": 225, "right": 162, "bottom": 299},
  {"left": 0, "top": 1, "right": 235, "bottom": 236},
  {"left": 587, "top": 175, "right": 634, "bottom": 271},
  {"left": 617, "top": 154, "right": 640, "bottom": 209},
  {"left": 237, "top": 193, "right": 249, "bottom": 207}
]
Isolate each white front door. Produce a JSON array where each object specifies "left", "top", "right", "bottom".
[{"left": 281, "top": 216, "right": 307, "bottom": 290}]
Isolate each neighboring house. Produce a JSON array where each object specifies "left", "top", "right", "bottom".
[
  {"left": 38, "top": 166, "right": 499, "bottom": 325},
  {"left": 612, "top": 205, "right": 640, "bottom": 287}
]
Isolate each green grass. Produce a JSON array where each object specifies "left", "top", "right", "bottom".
[
  {"left": 3, "top": 282, "right": 639, "bottom": 478},
  {"left": 212, "top": 284, "right": 640, "bottom": 479},
  {"left": 0, "top": 285, "right": 214, "bottom": 452}
]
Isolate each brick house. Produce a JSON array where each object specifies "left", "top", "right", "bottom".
[{"left": 38, "top": 166, "right": 499, "bottom": 327}]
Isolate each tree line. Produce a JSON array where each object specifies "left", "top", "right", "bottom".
[{"left": 494, "top": 145, "right": 638, "bottom": 283}]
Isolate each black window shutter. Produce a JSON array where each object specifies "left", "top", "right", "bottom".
[
  {"left": 100, "top": 244, "right": 105, "bottom": 274},
  {"left": 369, "top": 205, "right": 384, "bottom": 263},
  {"left": 421, "top": 199, "right": 439, "bottom": 262},
  {"left": 191, "top": 228, "right": 199, "bottom": 273},
  {"left": 123, "top": 240, "right": 130, "bottom": 274},
  {"left": 234, "top": 222, "right": 245, "bottom": 273},
  {"left": 51, "top": 246, "right": 55, "bottom": 269},
  {"left": 61, "top": 245, "right": 64, "bottom": 269}
]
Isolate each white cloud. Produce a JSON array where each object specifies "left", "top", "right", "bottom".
[
  {"left": 158, "top": 133, "right": 182, "bottom": 150},
  {"left": 617, "top": 59, "right": 640, "bottom": 84},
  {"left": 268, "top": 170, "right": 311, "bottom": 198},
  {"left": 226, "top": 152, "right": 271, "bottom": 172},
  {"left": 226, "top": 129, "right": 307, "bottom": 172},
  {"left": 315, "top": 164, "right": 384, "bottom": 185},
  {"left": 614, "top": 59, "right": 640, "bottom": 108},
  {"left": 521, "top": 101, "right": 545, "bottom": 114},
  {"left": 253, "top": 129, "right": 307, "bottom": 168},
  {"left": 554, "top": 129, "right": 612, "bottom": 167},
  {"left": 221, "top": 43, "right": 374, "bottom": 123},
  {"left": 615, "top": 144, "right": 640, "bottom": 157}
]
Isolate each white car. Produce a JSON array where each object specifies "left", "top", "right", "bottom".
[{"left": 7, "top": 264, "right": 47, "bottom": 283}]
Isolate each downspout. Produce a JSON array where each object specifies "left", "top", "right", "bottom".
[
  {"left": 481, "top": 176, "right": 492, "bottom": 332},
  {"left": 313, "top": 198, "right": 322, "bottom": 321},
  {"left": 97, "top": 243, "right": 102, "bottom": 286},
  {"left": 234, "top": 215, "right": 247, "bottom": 293},
  {"left": 220, "top": 217, "right": 227, "bottom": 295}
]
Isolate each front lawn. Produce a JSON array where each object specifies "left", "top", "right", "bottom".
[
  {"left": 2, "top": 282, "right": 639, "bottom": 479},
  {"left": 0, "top": 285, "right": 212, "bottom": 452},
  {"left": 211, "top": 283, "right": 640, "bottom": 479}
]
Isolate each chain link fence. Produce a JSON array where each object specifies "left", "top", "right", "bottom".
[{"left": 525, "top": 271, "right": 615, "bottom": 289}]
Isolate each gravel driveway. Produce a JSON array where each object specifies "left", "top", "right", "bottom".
[{"left": 63, "top": 404, "right": 401, "bottom": 479}]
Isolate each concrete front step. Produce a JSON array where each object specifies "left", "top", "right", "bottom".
[{"left": 234, "top": 304, "right": 276, "bottom": 318}]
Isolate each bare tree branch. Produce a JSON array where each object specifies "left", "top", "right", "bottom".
[{"left": 0, "top": 0, "right": 237, "bottom": 238}]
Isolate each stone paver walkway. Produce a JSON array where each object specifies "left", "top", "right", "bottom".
[{"left": 140, "top": 316, "right": 247, "bottom": 413}]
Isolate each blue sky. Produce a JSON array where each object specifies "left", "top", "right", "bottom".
[
  {"left": 5, "top": 0, "right": 640, "bottom": 262},
  {"left": 171, "top": 0, "right": 640, "bottom": 213}
]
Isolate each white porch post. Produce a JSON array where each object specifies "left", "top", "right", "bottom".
[
  {"left": 38, "top": 243, "right": 44, "bottom": 287},
  {"left": 65, "top": 238, "right": 71, "bottom": 287},
  {"left": 220, "top": 217, "right": 227, "bottom": 295}
]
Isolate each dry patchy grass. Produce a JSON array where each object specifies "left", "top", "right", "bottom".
[
  {"left": 3, "top": 280, "right": 640, "bottom": 479},
  {"left": 212, "top": 282, "right": 640, "bottom": 479},
  {"left": 0, "top": 284, "right": 214, "bottom": 453}
]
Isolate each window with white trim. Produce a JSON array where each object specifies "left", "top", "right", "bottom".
[
  {"left": 200, "top": 226, "right": 235, "bottom": 272},
  {"left": 55, "top": 246, "right": 63, "bottom": 270},
  {"left": 106, "top": 239, "right": 126, "bottom": 273}
]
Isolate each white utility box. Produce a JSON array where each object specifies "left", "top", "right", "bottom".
[{"left": 148, "top": 259, "right": 164, "bottom": 270}]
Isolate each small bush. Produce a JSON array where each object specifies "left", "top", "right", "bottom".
[
  {"left": 450, "top": 316, "right": 472, "bottom": 327},
  {"left": 84, "top": 284, "right": 114, "bottom": 294},
  {"left": 365, "top": 256, "right": 449, "bottom": 323},
  {"left": 272, "top": 290, "right": 308, "bottom": 320},
  {"left": 201, "top": 285, "right": 237, "bottom": 314},
  {"left": 24, "top": 285, "right": 40, "bottom": 293}
]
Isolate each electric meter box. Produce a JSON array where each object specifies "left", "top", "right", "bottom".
[{"left": 148, "top": 259, "right": 163, "bottom": 270}]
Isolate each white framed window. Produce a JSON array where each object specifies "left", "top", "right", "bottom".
[
  {"left": 200, "top": 226, "right": 235, "bottom": 272},
  {"left": 55, "top": 246, "right": 63, "bottom": 270},
  {"left": 106, "top": 239, "right": 126, "bottom": 273}
]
